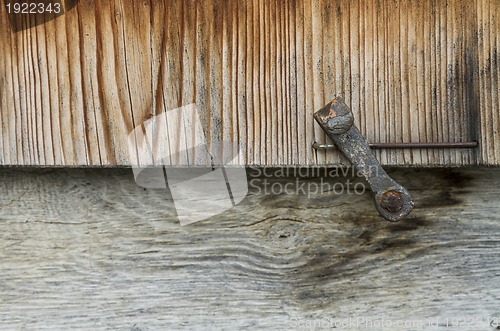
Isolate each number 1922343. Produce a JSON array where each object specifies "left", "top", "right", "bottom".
[{"left": 6, "top": 2, "right": 61, "bottom": 14}]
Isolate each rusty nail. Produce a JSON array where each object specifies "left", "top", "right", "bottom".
[{"left": 380, "top": 190, "right": 404, "bottom": 213}]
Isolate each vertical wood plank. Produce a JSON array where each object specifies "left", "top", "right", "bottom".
[
  {"left": 478, "top": 0, "right": 500, "bottom": 165},
  {"left": 0, "top": 0, "right": 496, "bottom": 166}
]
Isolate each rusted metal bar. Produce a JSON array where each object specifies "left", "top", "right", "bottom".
[
  {"left": 313, "top": 97, "right": 414, "bottom": 222},
  {"left": 313, "top": 141, "right": 478, "bottom": 150}
]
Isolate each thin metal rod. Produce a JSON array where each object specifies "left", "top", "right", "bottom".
[{"left": 313, "top": 141, "right": 478, "bottom": 150}]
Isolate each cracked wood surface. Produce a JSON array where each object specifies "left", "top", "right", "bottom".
[
  {"left": 0, "top": 168, "right": 499, "bottom": 330},
  {"left": 0, "top": 0, "right": 499, "bottom": 166}
]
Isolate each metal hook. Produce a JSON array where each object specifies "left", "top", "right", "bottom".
[{"left": 313, "top": 97, "right": 414, "bottom": 222}]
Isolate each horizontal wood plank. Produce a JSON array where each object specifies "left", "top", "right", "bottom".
[{"left": 0, "top": 168, "right": 499, "bottom": 329}]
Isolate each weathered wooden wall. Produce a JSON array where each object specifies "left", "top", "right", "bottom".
[
  {"left": 0, "top": 0, "right": 499, "bottom": 166},
  {"left": 0, "top": 168, "right": 499, "bottom": 329}
]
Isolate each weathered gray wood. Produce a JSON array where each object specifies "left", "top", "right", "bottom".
[{"left": 0, "top": 168, "right": 499, "bottom": 330}]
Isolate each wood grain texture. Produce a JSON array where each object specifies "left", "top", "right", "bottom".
[
  {"left": 0, "top": 0, "right": 498, "bottom": 166},
  {"left": 0, "top": 168, "right": 499, "bottom": 330},
  {"left": 478, "top": 0, "right": 500, "bottom": 165}
]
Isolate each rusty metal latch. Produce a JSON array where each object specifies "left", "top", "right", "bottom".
[{"left": 313, "top": 97, "right": 414, "bottom": 222}]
